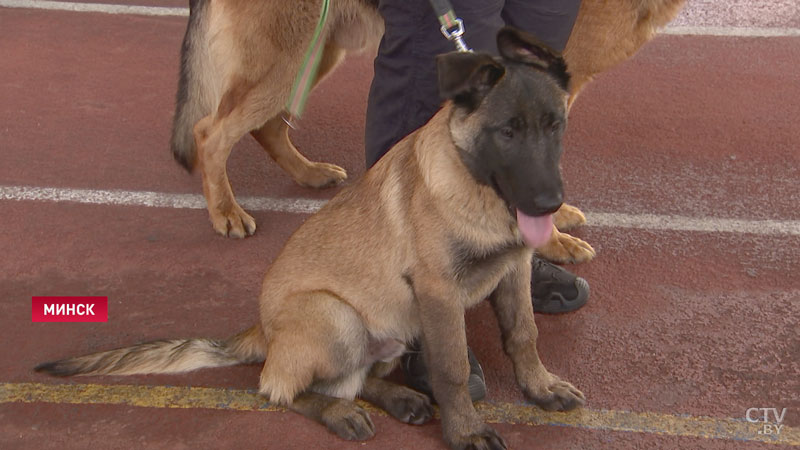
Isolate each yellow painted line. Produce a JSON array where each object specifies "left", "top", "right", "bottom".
[
  {"left": 1, "top": 382, "right": 798, "bottom": 445},
  {"left": 476, "top": 403, "right": 799, "bottom": 445}
]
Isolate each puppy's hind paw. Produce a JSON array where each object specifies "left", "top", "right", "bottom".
[
  {"left": 448, "top": 425, "right": 507, "bottom": 450},
  {"left": 321, "top": 401, "right": 375, "bottom": 441},
  {"left": 383, "top": 386, "right": 434, "bottom": 425}
]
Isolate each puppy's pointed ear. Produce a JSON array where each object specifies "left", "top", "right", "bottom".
[
  {"left": 496, "top": 26, "right": 570, "bottom": 91},
  {"left": 436, "top": 52, "right": 505, "bottom": 110}
]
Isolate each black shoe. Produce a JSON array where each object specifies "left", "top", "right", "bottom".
[
  {"left": 531, "top": 258, "right": 590, "bottom": 314},
  {"left": 401, "top": 342, "right": 487, "bottom": 402}
]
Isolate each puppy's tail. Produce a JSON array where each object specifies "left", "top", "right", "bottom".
[
  {"left": 170, "top": 0, "right": 215, "bottom": 172},
  {"left": 35, "top": 325, "right": 266, "bottom": 377}
]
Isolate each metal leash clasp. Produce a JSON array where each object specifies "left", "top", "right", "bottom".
[
  {"left": 282, "top": 112, "right": 298, "bottom": 130},
  {"left": 440, "top": 18, "right": 471, "bottom": 53}
]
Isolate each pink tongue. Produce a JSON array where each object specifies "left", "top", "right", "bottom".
[{"left": 516, "top": 210, "right": 553, "bottom": 248}]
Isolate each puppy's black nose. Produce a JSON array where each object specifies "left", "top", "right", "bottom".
[{"left": 533, "top": 192, "right": 563, "bottom": 215}]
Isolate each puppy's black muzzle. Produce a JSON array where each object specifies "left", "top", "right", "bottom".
[
  {"left": 528, "top": 191, "right": 563, "bottom": 216},
  {"left": 491, "top": 161, "right": 563, "bottom": 218}
]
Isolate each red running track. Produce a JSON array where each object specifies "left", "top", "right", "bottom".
[{"left": 1, "top": 3, "right": 798, "bottom": 449}]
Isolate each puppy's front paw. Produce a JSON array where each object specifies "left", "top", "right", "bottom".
[{"left": 525, "top": 372, "right": 585, "bottom": 412}]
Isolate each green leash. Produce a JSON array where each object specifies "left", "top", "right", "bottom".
[
  {"left": 285, "top": 0, "right": 468, "bottom": 126},
  {"left": 285, "top": 0, "right": 331, "bottom": 125}
]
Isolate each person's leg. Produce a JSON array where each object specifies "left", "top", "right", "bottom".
[{"left": 501, "top": 0, "right": 582, "bottom": 52}]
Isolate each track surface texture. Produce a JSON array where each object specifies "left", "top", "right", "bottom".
[{"left": 1, "top": 1, "right": 798, "bottom": 449}]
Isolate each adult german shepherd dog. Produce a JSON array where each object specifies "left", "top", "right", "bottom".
[
  {"left": 39, "top": 28, "right": 585, "bottom": 450},
  {"left": 170, "top": 0, "right": 685, "bottom": 262}
]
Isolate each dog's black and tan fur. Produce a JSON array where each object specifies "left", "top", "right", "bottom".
[{"left": 38, "top": 28, "right": 585, "bottom": 449}]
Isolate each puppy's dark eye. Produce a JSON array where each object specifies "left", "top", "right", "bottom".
[
  {"left": 549, "top": 121, "right": 562, "bottom": 134},
  {"left": 500, "top": 126, "right": 514, "bottom": 139}
]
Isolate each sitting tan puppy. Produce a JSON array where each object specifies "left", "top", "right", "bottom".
[{"left": 39, "top": 28, "right": 585, "bottom": 450}]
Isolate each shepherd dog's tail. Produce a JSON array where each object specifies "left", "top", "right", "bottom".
[{"left": 170, "top": 0, "right": 217, "bottom": 171}]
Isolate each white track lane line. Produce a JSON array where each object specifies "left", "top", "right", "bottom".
[
  {"left": 661, "top": 26, "right": 800, "bottom": 37},
  {"left": 3, "top": 185, "right": 800, "bottom": 236},
  {"left": 0, "top": 0, "right": 188, "bottom": 16},
  {"left": 0, "top": 185, "right": 326, "bottom": 215}
]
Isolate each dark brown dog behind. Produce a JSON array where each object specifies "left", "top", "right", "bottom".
[{"left": 38, "top": 28, "right": 584, "bottom": 450}]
